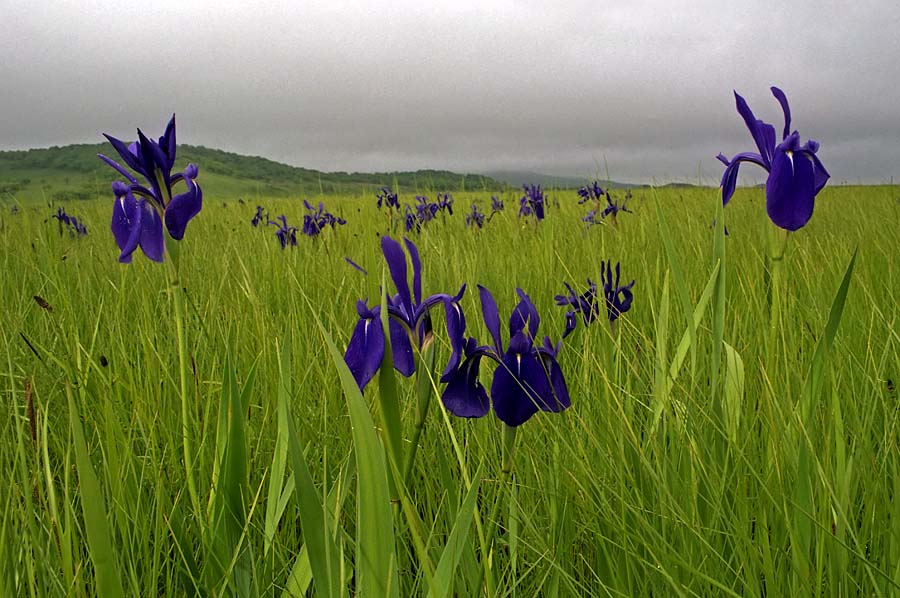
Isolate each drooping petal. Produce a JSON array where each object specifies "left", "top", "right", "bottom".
[
  {"left": 477, "top": 285, "right": 503, "bottom": 354},
  {"left": 770, "top": 86, "right": 791, "bottom": 140},
  {"left": 164, "top": 177, "right": 202, "bottom": 240},
  {"left": 380, "top": 236, "right": 413, "bottom": 317},
  {"left": 139, "top": 202, "right": 165, "bottom": 262},
  {"left": 536, "top": 338, "right": 571, "bottom": 413},
  {"left": 719, "top": 152, "right": 767, "bottom": 206},
  {"left": 766, "top": 147, "right": 816, "bottom": 231},
  {"left": 491, "top": 348, "right": 545, "bottom": 427},
  {"left": 111, "top": 193, "right": 142, "bottom": 263},
  {"left": 806, "top": 150, "right": 830, "bottom": 194},
  {"left": 160, "top": 114, "right": 177, "bottom": 169},
  {"left": 441, "top": 349, "right": 490, "bottom": 418},
  {"left": 562, "top": 311, "right": 577, "bottom": 339},
  {"left": 345, "top": 316, "right": 386, "bottom": 391},
  {"left": 389, "top": 318, "right": 415, "bottom": 377}
]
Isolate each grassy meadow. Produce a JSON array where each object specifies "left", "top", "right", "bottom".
[{"left": 1, "top": 183, "right": 899, "bottom": 596}]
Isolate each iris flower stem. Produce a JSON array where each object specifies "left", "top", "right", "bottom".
[
  {"left": 402, "top": 341, "right": 436, "bottom": 487},
  {"left": 766, "top": 229, "right": 790, "bottom": 357},
  {"left": 165, "top": 236, "right": 201, "bottom": 519},
  {"left": 477, "top": 425, "right": 517, "bottom": 596}
]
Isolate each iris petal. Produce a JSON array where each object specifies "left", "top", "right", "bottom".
[
  {"left": 139, "top": 203, "right": 165, "bottom": 262},
  {"left": 478, "top": 285, "right": 504, "bottom": 354},
  {"left": 345, "top": 316, "right": 386, "bottom": 390},
  {"left": 441, "top": 354, "right": 490, "bottom": 418},
  {"left": 389, "top": 319, "right": 415, "bottom": 377},
  {"left": 165, "top": 178, "right": 203, "bottom": 240},
  {"left": 491, "top": 349, "right": 545, "bottom": 427},
  {"left": 380, "top": 236, "right": 413, "bottom": 317},
  {"left": 111, "top": 194, "right": 142, "bottom": 263},
  {"left": 719, "top": 152, "right": 766, "bottom": 206},
  {"left": 509, "top": 288, "right": 540, "bottom": 340},
  {"left": 766, "top": 148, "right": 816, "bottom": 231},
  {"left": 770, "top": 86, "right": 792, "bottom": 140}
]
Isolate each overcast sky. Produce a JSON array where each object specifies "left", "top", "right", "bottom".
[{"left": 2, "top": 0, "right": 898, "bottom": 184}]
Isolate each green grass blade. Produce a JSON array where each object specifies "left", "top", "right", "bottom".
[
  {"left": 66, "top": 383, "right": 124, "bottom": 598},
  {"left": 653, "top": 188, "right": 698, "bottom": 379},
  {"left": 651, "top": 271, "right": 670, "bottom": 435},
  {"left": 430, "top": 467, "right": 483, "bottom": 598},
  {"left": 722, "top": 341, "right": 744, "bottom": 445},
  {"left": 265, "top": 336, "right": 292, "bottom": 556},
  {"left": 305, "top": 296, "right": 400, "bottom": 598},
  {"left": 710, "top": 195, "right": 727, "bottom": 402},
  {"left": 283, "top": 374, "right": 345, "bottom": 598}
]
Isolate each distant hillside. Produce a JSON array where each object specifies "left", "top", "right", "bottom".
[
  {"left": 0, "top": 143, "right": 504, "bottom": 204},
  {"left": 483, "top": 170, "right": 639, "bottom": 190}
]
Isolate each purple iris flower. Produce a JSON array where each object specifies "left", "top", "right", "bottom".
[
  {"left": 717, "top": 87, "right": 829, "bottom": 231},
  {"left": 98, "top": 115, "right": 202, "bottom": 263},
  {"left": 344, "top": 236, "right": 467, "bottom": 391},
  {"left": 557, "top": 261, "right": 634, "bottom": 336},
  {"left": 302, "top": 200, "right": 346, "bottom": 237},
  {"left": 440, "top": 286, "right": 570, "bottom": 427},
  {"left": 518, "top": 184, "right": 546, "bottom": 220},
  {"left": 491, "top": 195, "right": 504, "bottom": 213},
  {"left": 404, "top": 206, "right": 420, "bottom": 233},
  {"left": 268, "top": 215, "right": 297, "bottom": 249},
  {"left": 376, "top": 186, "right": 400, "bottom": 210},
  {"left": 415, "top": 196, "right": 439, "bottom": 222},
  {"left": 52, "top": 207, "right": 71, "bottom": 226},
  {"left": 437, "top": 192, "right": 454, "bottom": 215},
  {"left": 251, "top": 206, "right": 267, "bottom": 227},
  {"left": 466, "top": 203, "right": 485, "bottom": 229},
  {"left": 577, "top": 181, "right": 605, "bottom": 205}
]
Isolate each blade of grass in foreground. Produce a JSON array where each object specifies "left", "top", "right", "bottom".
[
  {"left": 304, "top": 296, "right": 400, "bottom": 598},
  {"left": 66, "top": 383, "right": 124, "bottom": 598},
  {"left": 280, "top": 336, "right": 345, "bottom": 598},
  {"left": 430, "top": 467, "right": 483, "bottom": 598}
]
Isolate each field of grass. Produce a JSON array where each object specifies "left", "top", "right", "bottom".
[{"left": 1, "top": 183, "right": 899, "bottom": 596}]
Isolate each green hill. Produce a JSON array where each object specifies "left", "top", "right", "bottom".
[
  {"left": 0, "top": 143, "right": 504, "bottom": 204},
  {"left": 483, "top": 170, "right": 639, "bottom": 190}
]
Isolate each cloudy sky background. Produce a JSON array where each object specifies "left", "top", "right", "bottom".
[{"left": 2, "top": 0, "right": 898, "bottom": 184}]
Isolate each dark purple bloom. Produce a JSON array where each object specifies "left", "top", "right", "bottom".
[
  {"left": 404, "top": 206, "right": 420, "bottom": 233},
  {"left": 302, "top": 200, "right": 346, "bottom": 237},
  {"left": 344, "top": 236, "right": 467, "bottom": 391},
  {"left": 415, "top": 196, "right": 439, "bottom": 223},
  {"left": 52, "top": 208, "right": 88, "bottom": 236},
  {"left": 557, "top": 261, "right": 634, "bottom": 335},
  {"left": 577, "top": 181, "right": 605, "bottom": 205},
  {"left": 437, "top": 192, "right": 454, "bottom": 215},
  {"left": 518, "top": 184, "right": 546, "bottom": 220},
  {"left": 251, "top": 206, "right": 267, "bottom": 227},
  {"left": 268, "top": 215, "right": 297, "bottom": 249},
  {"left": 490, "top": 195, "right": 504, "bottom": 214},
  {"left": 582, "top": 210, "right": 598, "bottom": 226},
  {"left": 717, "top": 87, "right": 829, "bottom": 231},
  {"left": 52, "top": 207, "right": 71, "bottom": 226},
  {"left": 440, "top": 286, "right": 570, "bottom": 427},
  {"left": 99, "top": 115, "right": 202, "bottom": 262},
  {"left": 376, "top": 186, "right": 400, "bottom": 210},
  {"left": 601, "top": 261, "right": 634, "bottom": 323},
  {"left": 466, "top": 203, "right": 485, "bottom": 229}
]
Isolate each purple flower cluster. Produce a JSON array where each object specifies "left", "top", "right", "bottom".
[
  {"left": 268, "top": 215, "right": 298, "bottom": 249},
  {"left": 376, "top": 186, "right": 400, "bottom": 211},
  {"left": 98, "top": 115, "right": 202, "bottom": 263},
  {"left": 52, "top": 207, "right": 88, "bottom": 236},
  {"left": 518, "top": 184, "right": 546, "bottom": 220},
  {"left": 556, "top": 261, "right": 635, "bottom": 337},
  {"left": 302, "top": 200, "right": 346, "bottom": 237},
  {"left": 251, "top": 205, "right": 268, "bottom": 227},
  {"left": 344, "top": 236, "right": 571, "bottom": 428},
  {"left": 466, "top": 203, "right": 485, "bottom": 229},
  {"left": 403, "top": 194, "right": 454, "bottom": 233}
]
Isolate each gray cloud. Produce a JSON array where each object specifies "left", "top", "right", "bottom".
[{"left": 2, "top": 0, "right": 899, "bottom": 183}]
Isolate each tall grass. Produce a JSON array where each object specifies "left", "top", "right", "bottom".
[{"left": 1, "top": 184, "right": 898, "bottom": 596}]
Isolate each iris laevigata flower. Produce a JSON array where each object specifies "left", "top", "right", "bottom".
[
  {"left": 98, "top": 115, "right": 202, "bottom": 263},
  {"left": 441, "top": 286, "right": 570, "bottom": 427},
  {"left": 344, "top": 236, "right": 467, "bottom": 391},
  {"left": 268, "top": 215, "right": 297, "bottom": 249},
  {"left": 490, "top": 195, "right": 504, "bottom": 215},
  {"left": 518, "top": 184, "right": 546, "bottom": 220},
  {"left": 437, "top": 192, "right": 454, "bottom": 215},
  {"left": 466, "top": 203, "right": 485, "bottom": 229},
  {"left": 376, "top": 186, "right": 400, "bottom": 210},
  {"left": 717, "top": 87, "right": 829, "bottom": 231},
  {"left": 556, "top": 261, "right": 634, "bottom": 336},
  {"left": 302, "top": 200, "right": 346, "bottom": 237},
  {"left": 251, "top": 206, "right": 267, "bottom": 227}
]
